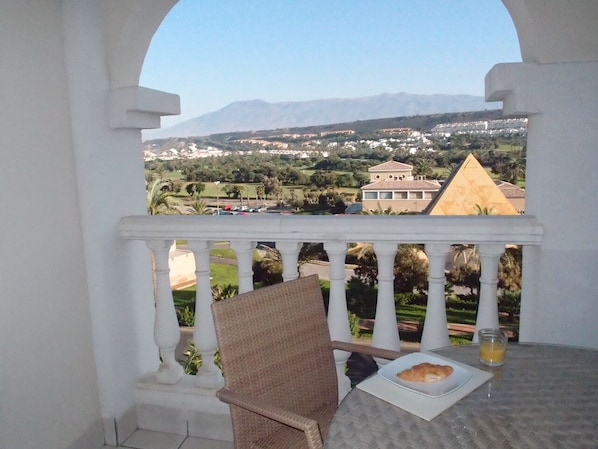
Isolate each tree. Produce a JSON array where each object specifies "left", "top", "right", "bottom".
[
  {"left": 474, "top": 204, "right": 495, "bottom": 215},
  {"left": 191, "top": 197, "right": 210, "bottom": 215},
  {"left": 223, "top": 184, "right": 241, "bottom": 199},
  {"left": 352, "top": 171, "right": 370, "bottom": 187},
  {"left": 262, "top": 176, "right": 282, "bottom": 200},
  {"left": 360, "top": 204, "right": 398, "bottom": 215},
  {"left": 185, "top": 182, "right": 205, "bottom": 196},
  {"left": 448, "top": 244, "right": 523, "bottom": 301},
  {"left": 238, "top": 184, "right": 247, "bottom": 205},
  {"left": 350, "top": 243, "right": 429, "bottom": 293},
  {"left": 413, "top": 157, "right": 434, "bottom": 178},
  {"left": 504, "top": 158, "right": 525, "bottom": 184},
  {"left": 255, "top": 184, "right": 265, "bottom": 202},
  {"left": 310, "top": 170, "right": 337, "bottom": 189},
  {"left": 146, "top": 179, "right": 186, "bottom": 215}
]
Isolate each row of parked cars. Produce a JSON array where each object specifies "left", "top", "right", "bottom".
[{"left": 213, "top": 205, "right": 268, "bottom": 215}]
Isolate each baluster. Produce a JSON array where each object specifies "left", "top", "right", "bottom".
[
  {"left": 146, "top": 239, "right": 183, "bottom": 384},
  {"left": 187, "top": 241, "right": 223, "bottom": 389},
  {"left": 421, "top": 243, "right": 451, "bottom": 351},
  {"left": 372, "top": 242, "right": 401, "bottom": 363},
  {"left": 324, "top": 241, "right": 352, "bottom": 399},
  {"left": 474, "top": 243, "right": 505, "bottom": 342},
  {"left": 230, "top": 240, "right": 256, "bottom": 293},
  {"left": 276, "top": 241, "right": 302, "bottom": 281}
]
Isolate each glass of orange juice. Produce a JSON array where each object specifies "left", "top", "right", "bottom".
[{"left": 478, "top": 328, "right": 508, "bottom": 366}]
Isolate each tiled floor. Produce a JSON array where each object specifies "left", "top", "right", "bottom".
[{"left": 103, "top": 429, "right": 234, "bottom": 449}]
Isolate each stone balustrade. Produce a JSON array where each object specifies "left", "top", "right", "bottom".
[{"left": 118, "top": 213, "right": 542, "bottom": 439}]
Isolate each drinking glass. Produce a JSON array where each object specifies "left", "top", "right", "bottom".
[{"left": 478, "top": 328, "right": 508, "bottom": 366}]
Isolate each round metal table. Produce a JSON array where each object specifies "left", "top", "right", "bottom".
[{"left": 324, "top": 344, "right": 598, "bottom": 449}]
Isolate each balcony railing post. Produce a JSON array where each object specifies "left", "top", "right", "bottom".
[
  {"left": 276, "top": 241, "right": 302, "bottom": 281},
  {"left": 372, "top": 242, "right": 401, "bottom": 361},
  {"left": 187, "top": 240, "right": 223, "bottom": 390},
  {"left": 474, "top": 243, "right": 505, "bottom": 342},
  {"left": 324, "top": 241, "right": 352, "bottom": 399},
  {"left": 146, "top": 239, "right": 184, "bottom": 384},
  {"left": 421, "top": 243, "right": 451, "bottom": 351},
  {"left": 230, "top": 240, "right": 256, "bottom": 294}
]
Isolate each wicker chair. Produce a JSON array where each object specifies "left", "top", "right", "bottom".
[{"left": 211, "top": 274, "right": 401, "bottom": 449}]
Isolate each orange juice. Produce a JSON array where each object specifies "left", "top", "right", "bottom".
[{"left": 479, "top": 341, "right": 506, "bottom": 366}]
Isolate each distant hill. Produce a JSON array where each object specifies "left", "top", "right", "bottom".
[{"left": 143, "top": 92, "right": 500, "bottom": 140}]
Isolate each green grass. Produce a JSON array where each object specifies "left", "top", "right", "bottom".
[
  {"left": 211, "top": 248, "right": 237, "bottom": 259},
  {"left": 397, "top": 304, "right": 476, "bottom": 325},
  {"left": 173, "top": 268, "right": 512, "bottom": 346},
  {"left": 172, "top": 263, "right": 239, "bottom": 306},
  {"left": 208, "top": 263, "right": 239, "bottom": 287}
]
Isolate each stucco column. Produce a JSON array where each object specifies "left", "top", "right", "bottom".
[
  {"left": 230, "top": 240, "right": 256, "bottom": 293},
  {"left": 277, "top": 241, "right": 302, "bottom": 281},
  {"left": 61, "top": 0, "right": 180, "bottom": 442},
  {"left": 371, "top": 242, "right": 401, "bottom": 359},
  {"left": 421, "top": 243, "right": 451, "bottom": 351},
  {"left": 324, "top": 241, "right": 352, "bottom": 399},
  {"left": 487, "top": 61, "right": 598, "bottom": 348}
]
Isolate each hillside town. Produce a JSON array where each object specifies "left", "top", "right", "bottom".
[{"left": 143, "top": 117, "right": 527, "bottom": 161}]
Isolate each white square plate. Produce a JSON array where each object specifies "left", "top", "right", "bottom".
[{"left": 378, "top": 352, "right": 473, "bottom": 398}]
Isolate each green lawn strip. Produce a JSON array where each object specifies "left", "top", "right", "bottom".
[
  {"left": 173, "top": 272, "right": 512, "bottom": 345},
  {"left": 397, "top": 304, "right": 476, "bottom": 325}
]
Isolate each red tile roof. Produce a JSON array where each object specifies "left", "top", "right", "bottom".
[
  {"left": 496, "top": 181, "right": 526, "bottom": 198},
  {"left": 368, "top": 160, "right": 413, "bottom": 172}
]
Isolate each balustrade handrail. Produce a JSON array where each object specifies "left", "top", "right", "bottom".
[{"left": 119, "top": 214, "right": 543, "bottom": 245}]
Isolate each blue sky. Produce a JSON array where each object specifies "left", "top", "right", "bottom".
[{"left": 140, "top": 0, "right": 521, "bottom": 127}]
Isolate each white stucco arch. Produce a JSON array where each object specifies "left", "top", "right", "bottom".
[
  {"left": 502, "top": 0, "right": 598, "bottom": 64},
  {"left": 104, "top": 0, "right": 178, "bottom": 88}
]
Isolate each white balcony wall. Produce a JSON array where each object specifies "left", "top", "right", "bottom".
[
  {"left": 487, "top": 61, "right": 598, "bottom": 348},
  {"left": 1, "top": 2, "right": 104, "bottom": 449}
]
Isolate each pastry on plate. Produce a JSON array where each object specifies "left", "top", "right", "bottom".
[{"left": 397, "top": 362, "right": 453, "bottom": 383}]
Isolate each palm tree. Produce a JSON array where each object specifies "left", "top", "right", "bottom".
[
  {"left": 505, "top": 158, "right": 525, "bottom": 185},
  {"left": 473, "top": 204, "right": 495, "bottom": 216},
  {"left": 191, "top": 197, "right": 210, "bottom": 215},
  {"left": 451, "top": 204, "right": 494, "bottom": 272},
  {"left": 359, "top": 203, "right": 398, "bottom": 215},
  {"left": 146, "top": 179, "right": 186, "bottom": 215}
]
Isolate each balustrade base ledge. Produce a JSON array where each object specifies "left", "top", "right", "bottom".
[
  {"left": 135, "top": 373, "right": 234, "bottom": 441},
  {"left": 136, "top": 372, "right": 230, "bottom": 413}
]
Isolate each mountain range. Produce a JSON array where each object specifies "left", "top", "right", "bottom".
[{"left": 143, "top": 92, "right": 500, "bottom": 140}]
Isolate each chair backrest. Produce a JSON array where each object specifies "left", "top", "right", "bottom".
[{"left": 211, "top": 274, "right": 338, "bottom": 446}]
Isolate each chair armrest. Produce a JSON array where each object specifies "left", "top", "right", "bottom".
[
  {"left": 216, "top": 387, "right": 324, "bottom": 449},
  {"left": 331, "top": 340, "right": 402, "bottom": 360}
]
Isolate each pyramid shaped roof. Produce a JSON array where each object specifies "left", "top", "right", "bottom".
[{"left": 424, "top": 153, "right": 518, "bottom": 215}]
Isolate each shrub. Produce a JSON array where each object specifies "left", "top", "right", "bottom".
[
  {"left": 177, "top": 306, "right": 195, "bottom": 327},
  {"left": 181, "top": 342, "right": 222, "bottom": 375},
  {"left": 348, "top": 312, "right": 361, "bottom": 338}
]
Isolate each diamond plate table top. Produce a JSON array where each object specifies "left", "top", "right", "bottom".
[{"left": 325, "top": 344, "right": 598, "bottom": 449}]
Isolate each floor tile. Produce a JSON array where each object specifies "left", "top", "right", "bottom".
[
  {"left": 121, "top": 429, "right": 186, "bottom": 449},
  {"left": 180, "top": 437, "right": 234, "bottom": 449}
]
